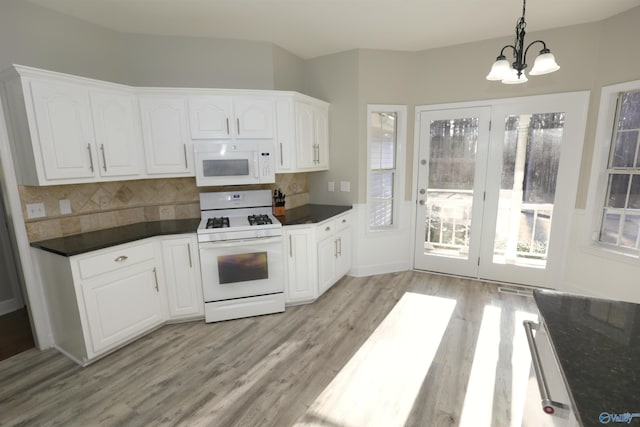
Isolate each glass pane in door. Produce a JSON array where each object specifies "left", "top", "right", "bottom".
[
  {"left": 424, "top": 118, "right": 479, "bottom": 259},
  {"left": 492, "top": 113, "right": 564, "bottom": 267}
]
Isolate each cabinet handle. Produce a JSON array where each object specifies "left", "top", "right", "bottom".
[
  {"left": 87, "top": 144, "right": 94, "bottom": 172},
  {"left": 279, "top": 143, "right": 283, "bottom": 166},
  {"left": 334, "top": 239, "right": 338, "bottom": 258},
  {"left": 338, "top": 237, "right": 342, "bottom": 256},
  {"left": 289, "top": 235, "right": 293, "bottom": 258},
  {"left": 236, "top": 118, "right": 240, "bottom": 135},
  {"left": 523, "top": 320, "right": 569, "bottom": 417},
  {"left": 342, "top": 219, "right": 347, "bottom": 224},
  {"left": 316, "top": 144, "right": 320, "bottom": 164},
  {"left": 114, "top": 255, "right": 128, "bottom": 262},
  {"left": 153, "top": 267, "right": 159, "bottom": 292},
  {"left": 325, "top": 226, "right": 331, "bottom": 231},
  {"left": 187, "top": 243, "right": 193, "bottom": 268},
  {"left": 100, "top": 144, "right": 107, "bottom": 172},
  {"left": 226, "top": 118, "right": 230, "bottom": 135},
  {"left": 183, "top": 144, "right": 188, "bottom": 169}
]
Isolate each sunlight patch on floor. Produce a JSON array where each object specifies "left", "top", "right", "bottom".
[
  {"left": 295, "top": 292, "right": 457, "bottom": 427},
  {"left": 459, "top": 305, "right": 502, "bottom": 427}
]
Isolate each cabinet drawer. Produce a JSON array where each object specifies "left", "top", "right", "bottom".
[
  {"left": 316, "top": 220, "right": 336, "bottom": 241},
  {"left": 77, "top": 242, "right": 155, "bottom": 280},
  {"left": 335, "top": 212, "right": 352, "bottom": 231}
]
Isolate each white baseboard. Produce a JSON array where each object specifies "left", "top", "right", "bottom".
[
  {"left": 0, "top": 297, "right": 23, "bottom": 316},
  {"left": 349, "top": 262, "right": 411, "bottom": 278}
]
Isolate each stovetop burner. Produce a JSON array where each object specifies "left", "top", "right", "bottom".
[
  {"left": 206, "top": 217, "right": 230, "bottom": 229},
  {"left": 247, "top": 214, "right": 273, "bottom": 226}
]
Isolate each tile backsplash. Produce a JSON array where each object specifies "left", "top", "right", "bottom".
[{"left": 21, "top": 174, "right": 309, "bottom": 241}]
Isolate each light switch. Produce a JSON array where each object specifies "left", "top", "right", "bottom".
[
  {"left": 26, "top": 203, "right": 46, "bottom": 219},
  {"left": 328, "top": 181, "right": 335, "bottom": 192},
  {"left": 340, "top": 181, "right": 351, "bottom": 192},
  {"left": 59, "top": 199, "right": 72, "bottom": 215}
]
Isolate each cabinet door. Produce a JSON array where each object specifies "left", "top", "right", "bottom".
[
  {"left": 162, "top": 236, "right": 203, "bottom": 319},
  {"left": 295, "top": 101, "right": 316, "bottom": 169},
  {"left": 317, "top": 236, "right": 338, "bottom": 297},
  {"left": 335, "top": 228, "right": 352, "bottom": 279},
  {"left": 234, "top": 97, "right": 274, "bottom": 139},
  {"left": 81, "top": 264, "right": 163, "bottom": 355},
  {"left": 188, "top": 95, "right": 233, "bottom": 139},
  {"left": 29, "top": 80, "right": 96, "bottom": 180},
  {"left": 314, "top": 104, "right": 329, "bottom": 170},
  {"left": 285, "top": 228, "right": 317, "bottom": 304},
  {"left": 275, "top": 98, "right": 294, "bottom": 172},
  {"left": 140, "top": 96, "right": 192, "bottom": 175},
  {"left": 90, "top": 89, "right": 142, "bottom": 177}
]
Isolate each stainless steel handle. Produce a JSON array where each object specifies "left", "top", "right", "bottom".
[
  {"left": 153, "top": 267, "right": 159, "bottom": 292},
  {"left": 187, "top": 243, "right": 193, "bottom": 268},
  {"left": 523, "top": 320, "right": 569, "bottom": 417},
  {"left": 183, "top": 144, "right": 188, "bottom": 168},
  {"left": 289, "top": 234, "right": 293, "bottom": 258},
  {"left": 334, "top": 239, "right": 338, "bottom": 258},
  {"left": 87, "top": 144, "right": 94, "bottom": 172},
  {"left": 100, "top": 144, "right": 107, "bottom": 172},
  {"left": 316, "top": 144, "right": 320, "bottom": 164},
  {"left": 226, "top": 118, "right": 230, "bottom": 135},
  {"left": 236, "top": 118, "right": 240, "bottom": 135},
  {"left": 338, "top": 237, "right": 342, "bottom": 256},
  {"left": 279, "top": 143, "right": 284, "bottom": 166},
  {"left": 114, "top": 255, "right": 128, "bottom": 262}
]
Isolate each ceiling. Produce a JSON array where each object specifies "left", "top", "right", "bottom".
[{"left": 27, "top": 0, "right": 640, "bottom": 59}]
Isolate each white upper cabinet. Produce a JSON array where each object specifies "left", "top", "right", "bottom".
[
  {"left": 139, "top": 95, "right": 192, "bottom": 176},
  {"left": 90, "top": 89, "right": 143, "bottom": 178},
  {"left": 29, "top": 80, "right": 96, "bottom": 181},
  {"left": 1, "top": 66, "right": 145, "bottom": 185},
  {"left": 188, "top": 95, "right": 274, "bottom": 139},
  {"left": 275, "top": 94, "right": 330, "bottom": 173}
]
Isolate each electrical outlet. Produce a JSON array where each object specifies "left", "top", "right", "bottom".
[
  {"left": 328, "top": 181, "right": 335, "bottom": 192},
  {"left": 59, "top": 199, "right": 72, "bottom": 215},
  {"left": 26, "top": 202, "right": 46, "bottom": 219},
  {"left": 340, "top": 181, "right": 351, "bottom": 192}
]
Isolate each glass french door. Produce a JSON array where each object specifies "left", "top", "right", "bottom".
[
  {"left": 414, "top": 93, "right": 588, "bottom": 287},
  {"left": 414, "top": 107, "right": 491, "bottom": 278}
]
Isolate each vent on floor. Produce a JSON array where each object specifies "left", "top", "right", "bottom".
[{"left": 498, "top": 287, "right": 533, "bottom": 297}]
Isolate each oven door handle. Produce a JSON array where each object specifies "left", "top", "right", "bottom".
[
  {"left": 199, "top": 236, "right": 282, "bottom": 249},
  {"left": 523, "top": 320, "right": 570, "bottom": 417}
]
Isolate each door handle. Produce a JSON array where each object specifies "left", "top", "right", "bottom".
[
  {"left": 87, "top": 144, "right": 94, "bottom": 172},
  {"left": 187, "top": 243, "right": 193, "bottom": 268},
  {"left": 153, "top": 267, "right": 159, "bottom": 292},
  {"left": 419, "top": 189, "right": 426, "bottom": 195},
  {"left": 279, "top": 143, "right": 284, "bottom": 166},
  {"left": 334, "top": 239, "right": 338, "bottom": 258},
  {"left": 226, "top": 118, "right": 230, "bottom": 135},
  {"left": 100, "top": 144, "right": 107, "bottom": 172},
  {"left": 419, "top": 200, "right": 425, "bottom": 205},
  {"left": 338, "top": 237, "right": 342, "bottom": 256},
  {"left": 236, "top": 118, "right": 240, "bottom": 135},
  {"left": 183, "top": 144, "right": 188, "bottom": 169},
  {"left": 289, "top": 234, "right": 293, "bottom": 258}
]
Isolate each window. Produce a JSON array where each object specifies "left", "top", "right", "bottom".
[
  {"left": 367, "top": 105, "right": 406, "bottom": 229},
  {"left": 592, "top": 84, "right": 640, "bottom": 255}
]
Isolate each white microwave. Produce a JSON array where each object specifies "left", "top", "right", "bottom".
[{"left": 193, "top": 141, "right": 275, "bottom": 187}]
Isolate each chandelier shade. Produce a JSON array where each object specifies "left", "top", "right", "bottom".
[{"left": 487, "top": 0, "right": 560, "bottom": 84}]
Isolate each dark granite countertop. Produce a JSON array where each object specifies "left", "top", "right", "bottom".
[
  {"left": 276, "top": 204, "right": 352, "bottom": 226},
  {"left": 534, "top": 290, "right": 640, "bottom": 426},
  {"left": 31, "top": 218, "right": 201, "bottom": 257}
]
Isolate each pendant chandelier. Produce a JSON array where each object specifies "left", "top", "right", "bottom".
[{"left": 486, "top": 0, "right": 560, "bottom": 84}]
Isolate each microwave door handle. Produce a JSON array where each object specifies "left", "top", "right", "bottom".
[{"left": 254, "top": 152, "right": 260, "bottom": 178}]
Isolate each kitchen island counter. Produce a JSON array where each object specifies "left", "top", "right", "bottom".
[
  {"left": 534, "top": 290, "right": 640, "bottom": 426},
  {"left": 276, "top": 204, "right": 352, "bottom": 226}
]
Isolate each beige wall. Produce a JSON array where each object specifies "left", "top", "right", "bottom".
[
  {"left": 272, "top": 45, "right": 305, "bottom": 92},
  {"left": 303, "top": 50, "right": 360, "bottom": 205}
]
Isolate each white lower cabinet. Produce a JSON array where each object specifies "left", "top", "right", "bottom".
[
  {"left": 81, "top": 260, "right": 164, "bottom": 355},
  {"left": 35, "top": 233, "right": 204, "bottom": 366},
  {"left": 161, "top": 235, "right": 203, "bottom": 319},
  {"left": 284, "top": 227, "right": 318, "bottom": 304},
  {"left": 284, "top": 210, "right": 352, "bottom": 305}
]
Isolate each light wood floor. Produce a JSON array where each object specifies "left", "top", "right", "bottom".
[{"left": 0, "top": 271, "right": 538, "bottom": 427}]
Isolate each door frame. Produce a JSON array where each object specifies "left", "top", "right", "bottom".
[{"left": 411, "top": 92, "right": 590, "bottom": 288}]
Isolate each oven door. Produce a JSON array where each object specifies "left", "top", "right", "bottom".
[{"left": 199, "top": 236, "right": 284, "bottom": 302}]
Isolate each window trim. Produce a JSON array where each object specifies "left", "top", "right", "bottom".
[
  {"left": 366, "top": 104, "right": 407, "bottom": 231},
  {"left": 586, "top": 79, "right": 640, "bottom": 259}
]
